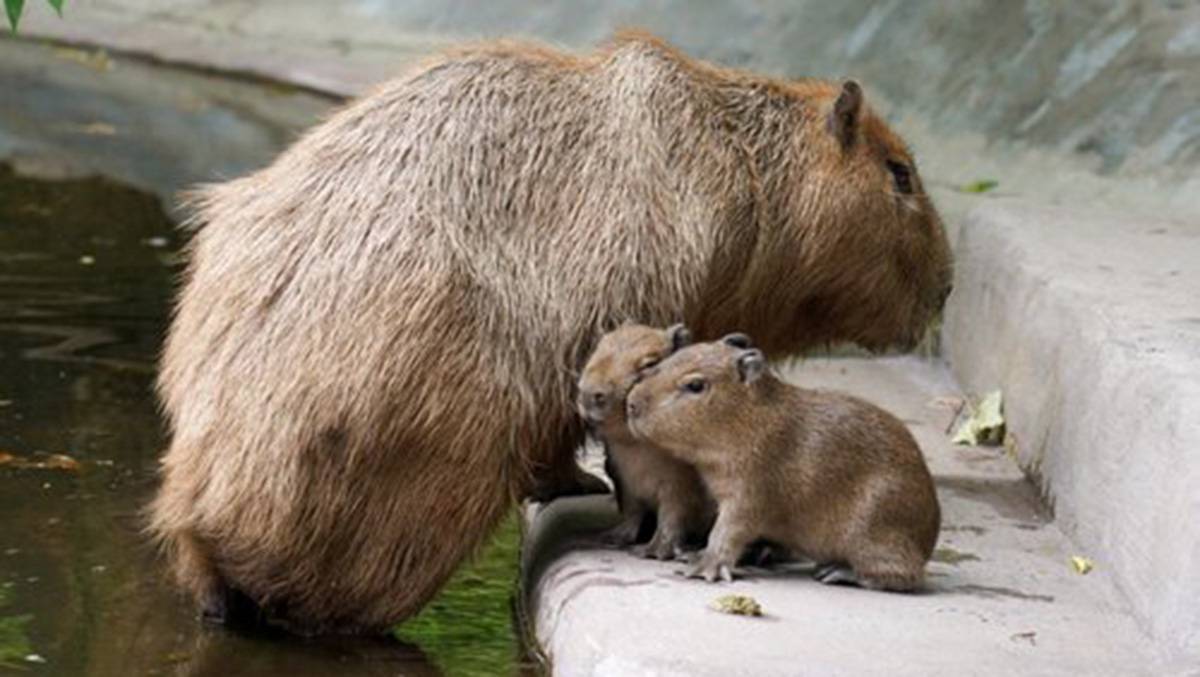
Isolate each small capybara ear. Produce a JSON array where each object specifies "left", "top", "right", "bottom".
[
  {"left": 667, "top": 323, "right": 692, "bottom": 352},
  {"left": 721, "top": 333, "right": 752, "bottom": 349},
  {"left": 736, "top": 349, "right": 766, "bottom": 384},
  {"left": 828, "top": 80, "right": 862, "bottom": 149}
]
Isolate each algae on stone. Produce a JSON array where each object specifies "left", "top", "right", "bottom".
[
  {"left": 394, "top": 513, "right": 529, "bottom": 676},
  {"left": 0, "top": 589, "right": 33, "bottom": 670}
]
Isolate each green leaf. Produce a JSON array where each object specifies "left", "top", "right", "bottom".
[
  {"left": 958, "top": 179, "right": 999, "bottom": 194},
  {"left": 47, "top": 0, "right": 62, "bottom": 16},
  {"left": 5, "top": 0, "right": 24, "bottom": 32}
]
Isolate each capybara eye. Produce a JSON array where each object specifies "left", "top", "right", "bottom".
[
  {"left": 721, "top": 333, "right": 752, "bottom": 349},
  {"left": 886, "top": 160, "right": 913, "bottom": 195},
  {"left": 682, "top": 377, "right": 708, "bottom": 394},
  {"left": 637, "top": 356, "right": 662, "bottom": 371}
]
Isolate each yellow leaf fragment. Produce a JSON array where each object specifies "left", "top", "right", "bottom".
[
  {"left": 1070, "top": 556, "right": 1094, "bottom": 575},
  {"left": 710, "top": 594, "right": 762, "bottom": 617}
]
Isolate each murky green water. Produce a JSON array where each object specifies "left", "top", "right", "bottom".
[{"left": 0, "top": 166, "right": 533, "bottom": 676}]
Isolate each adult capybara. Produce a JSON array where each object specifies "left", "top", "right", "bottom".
[{"left": 150, "top": 31, "right": 952, "bottom": 633}]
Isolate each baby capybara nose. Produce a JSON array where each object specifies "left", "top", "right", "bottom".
[
  {"left": 626, "top": 398, "right": 643, "bottom": 420},
  {"left": 579, "top": 390, "right": 606, "bottom": 415}
]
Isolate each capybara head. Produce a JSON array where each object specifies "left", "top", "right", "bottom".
[
  {"left": 735, "top": 78, "right": 953, "bottom": 353},
  {"left": 577, "top": 323, "right": 692, "bottom": 432},
  {"left": 626, "top": 334, "right": 768, "bottom": 452}
]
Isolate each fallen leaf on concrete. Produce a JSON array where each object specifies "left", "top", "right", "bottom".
[
  {"left": 933, "top": 547, "right": 981, "bottom": 565},
  {"left": 1070, "top": 556, "right": 1094, "bottom": 575},
  {"left": 952, "top": 390, "right": 1005, "bottom": 446},
  {"left": 53, "top": 47, "right": 113, "bottom": 71},
  {"left": 958, "top": 179, "right": 999, "bottom": 194},
  {"left": 710, "top": 594, "right": 762, "bottom": 617}
]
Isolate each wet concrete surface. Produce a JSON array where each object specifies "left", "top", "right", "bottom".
[{"left": 0, "top": 38, "right": 335, "bottom": 211}]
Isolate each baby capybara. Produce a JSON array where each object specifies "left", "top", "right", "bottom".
[
  {"left": 577, "top": 323, "right": 713, "bottom": 560},
  {"left": 626, "top": 337, "right": 941, "bottom": 589}
]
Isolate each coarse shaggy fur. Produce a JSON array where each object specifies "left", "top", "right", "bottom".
[{"left": 149, "top": 31, "right": 952, "bottom": 633}]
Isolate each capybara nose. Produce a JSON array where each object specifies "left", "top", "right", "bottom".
[
  {"left": 627, "top": 399, "right": 643, "bottom": 420},
  {"left": 579, "top": 391, "right": 606, "bottom": 416}
]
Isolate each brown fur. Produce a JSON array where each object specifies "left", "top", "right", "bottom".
[
  {"left": 150, "top": 31, "right": 951, "bottom": 632},
  {"left": 577, "top": 324, "right": 713, "bottom": 559},
  {"left": 626, "top": 339, "right": 941, "bottom": 590}
]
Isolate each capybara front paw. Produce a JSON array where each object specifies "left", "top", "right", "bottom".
[
  {"left": 683, "top": 553, "right": 735, "bottom": 582},
  {"left": 632, "top": 535, "right": 683, "bottom": 561}
]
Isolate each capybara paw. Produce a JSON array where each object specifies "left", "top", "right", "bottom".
[
  {"left": 813, "top": 563, "right": 859, "bottom": 587},
  {"left": 683, "top": 554, "right": 735, "bottom": 583},
  {"left": 198, "top": 588, "right": 228, "bottom": 625},
  {"left": 632, "top": 537, "right": 682, "bottom": 561},
  {"left": 740, "top": 541, "right": 780, "bottom": 568}
]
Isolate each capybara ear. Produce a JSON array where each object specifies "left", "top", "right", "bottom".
[
  {"left": 667, "top": 323, "right": 692, "bottom": 352},
  {"left": 736, "top": 349, "right": 766, "bottom": 384},
  {"left": 721, "top": 333, "right": 752, "bottom": 349},
  {"left": 829, "top": 80, "right": 862, "bottom": 149}
]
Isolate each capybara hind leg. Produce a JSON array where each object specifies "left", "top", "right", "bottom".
[
  {"left": 849, "top": 548, "right": 926, "bottom": 592},
  {"left": 172, "top": 530, "right": 229, "bottom": 623}
]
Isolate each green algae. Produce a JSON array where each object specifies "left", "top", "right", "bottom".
[
  {"left": 394, "top": 514, "right": 534, "bottom": 676},
  {"left": 0, "top": 589, "right": 33, "bottom": 669}
]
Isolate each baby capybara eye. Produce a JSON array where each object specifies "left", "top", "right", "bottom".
[
  {"left": 721, "top": 333, "right": 752, "bottom": 349},
  {"left": 637, "top": 356, "right": 662, "bottom": 371},
  {"left": 682, "top": 378, "right": 708, "bottom": 394}
]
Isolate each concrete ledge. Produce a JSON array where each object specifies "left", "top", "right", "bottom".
[
  {"left": 943, "top": 201, "right": 1200, "bottom": 661},
  {"left": 523, "top": 358, "right": 1163, "bottom": 676}
]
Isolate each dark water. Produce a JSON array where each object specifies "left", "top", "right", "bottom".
[{"left": 0, "top": 167, "right": 530, "bottom": 676}]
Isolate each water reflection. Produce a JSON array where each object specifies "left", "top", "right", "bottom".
[{"left": 0, "top": 167, "right": 446, "bottom": 676}]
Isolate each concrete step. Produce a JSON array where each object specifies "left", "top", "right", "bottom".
[
  {"left": 522, "top": 357, "right": 1172, "bottom": 676},
  {"left": 943, "top": 201, "right": 1200, "bottom": 663}
]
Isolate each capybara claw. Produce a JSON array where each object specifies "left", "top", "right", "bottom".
[
  {"left": 684, "top": 557, "right": 734, "bottom": 583},
  {"left": 814, "top": 563, "right": 859, "bottom": 586}
]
